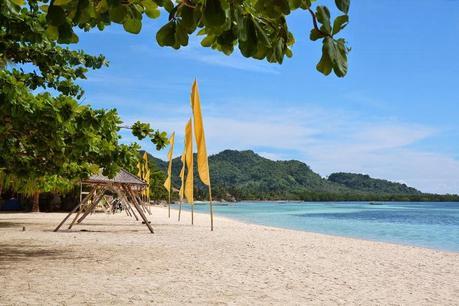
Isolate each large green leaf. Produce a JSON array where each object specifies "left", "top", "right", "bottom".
[
  {"left": 142, "top": 0, "right": 160, "bottom": 19},
  {"left": 179, "top": 5, "right": 197, "bottom": 33},
  {"left": 238, "top": 17, "right": 258, "bottom": 57},
  {"left": 316, "top": 51, "right": 332, "bottom": 76},
  {"left": 123, "top": 18, "right": 142, "bottom": 34},
  {"left": 109, "top": 5, "right": 128, "bottom": 24},
  {"left": 323, "top": 37, "right": 348, "bottom": 77},
  {"left": 253, "top": 19, "right": 271, "bottom": 48},
  {"left": 156, "top": 21, "right": 176, "bottom": 47},
  {"left": 203, "top": 0, "right": 226, "bottom": 27},
  {"left": 335, "top": 0, "right": 350, "bottom": 14},
  {"left": 174, "top": 23, "right": 189, "bottom": 48},
  {"left": 334, "top": 38, "right": 348, "bottom": 77},
  {"left": 315, "top": 6, "right": 331, "bottom": 35},
  {"left": 46, "top": 6, "right": 67, "bottom": 26},
  {"left": 332, "top": 15, "right": 348, "bottom": 35}
]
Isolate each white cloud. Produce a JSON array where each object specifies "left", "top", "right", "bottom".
[{"left": 118, "top": 99, "right": 459, "bottom": 194}]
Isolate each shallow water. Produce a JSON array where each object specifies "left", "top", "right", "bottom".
[{"left": 188, "top": 202, "right": 459, "bottom": 252}]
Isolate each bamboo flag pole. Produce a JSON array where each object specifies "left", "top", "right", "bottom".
[
  {"left": 178, "top": 129, "right": 186, "bottom": 222},
  {"left": 208, "top": 185, "right": 214, "bottom": 231},
  {"left": 164, "top": 132, "right": 175, "bottom": 218},
  {"left": 168, "top": 192, "right": 171, "bottom": 218},
  {"left": 191, "top": 202, "right": 194, "bottom": 225}
]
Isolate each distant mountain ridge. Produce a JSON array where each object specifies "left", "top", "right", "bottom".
[{"left": 146, "top": 149, "right": 458, "bottom": 202}]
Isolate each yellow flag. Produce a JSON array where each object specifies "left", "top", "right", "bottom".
[
  {"left": 136, "top": 161, "right": 142, "bottom": 178},
  {"left": 178, "top": 146, "right": 186, "bottom": 201},
  {"left": 184, "top": 119, "right": 193, "bottom": 204},
  {"left": 142, "top": 152, "right": 149, "bottom": 197},
  {"left": 191, "top": 79, "right": 210, "bottom": 186},
  {"left": 163, "top": 132, "right": 175, "bottom": 193},
  {"left": 142, "top": 152, "right": 149, "bottom": 179},
  {"left": 145, "top": 165, "right": 150, "bottom": 199}
]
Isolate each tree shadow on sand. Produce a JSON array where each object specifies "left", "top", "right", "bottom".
[
  {"left": 0, "top": 244, "right": 75, "bottom": 267},
  {"left": 0, "top": 221, "right": 21, "bottom": 228}
]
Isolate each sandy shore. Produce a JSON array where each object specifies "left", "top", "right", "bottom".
[{"left": 0, "top": 206, "right": 458, "bottom": 305}]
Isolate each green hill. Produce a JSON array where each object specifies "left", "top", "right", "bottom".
[
  {"left": 328, "top": 173, "right": 421, "bottom": 195},
  {"left": 145, "top": 149, "right": 459, "bottom": 202}
]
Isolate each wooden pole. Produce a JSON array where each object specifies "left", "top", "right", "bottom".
[
  {"left": 77, "top": 188, "right": 105, "bottom": 224},
  {"left": 178, "top": 201, "right": 182, "bottom": 221},
  {"left": 125, "top": 186, "right": 154, "bottom": 234},
  {"left": 54, "top": 187, "right": 97, "bottom": 232},
  {"left": 144, "top": 195, "right": 152, "bottom": 215},
  {"left": 168, "top": 192, "right": 171, "bottom": 218},
  {"left": 79, "top": 190, "right": 104, "bottom": 223},
  {"left": 79, "top": 181, "right": 83, "bottom": 203},
  {"left": 70, "top": 187, "right": 98, "bottom": 229},
  {"left": 114, "top": 185, "right": 139, "bottom": 221},
  {"left": 209, "top": 185, "right": 214, "bottom": 231},
  {"left": 191, "top": 203, "right": 194, "bottom": 225},
  {"left": 68, "top": 209, "right": 82, "bottom": 230},
  {"left": 124, "top": 203, "right": 131, "bottom": 217},
  {"left": 139, "top": 193, "right": 152, "bottom": 215},
  {"left": 54, "top": 203, "right": 82, "bottom": 232}
]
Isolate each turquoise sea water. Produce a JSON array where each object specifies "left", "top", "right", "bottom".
[{"left": 188, "top": 202, "right": 459, "bottom": 252}]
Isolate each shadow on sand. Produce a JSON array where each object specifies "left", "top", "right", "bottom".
[{"left": 0, "top": 244, "right": 70, "bottom": 266}]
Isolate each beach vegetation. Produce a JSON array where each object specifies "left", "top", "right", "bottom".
[{"left": 0, "top": 1, "right": 168, "bottom": 211}]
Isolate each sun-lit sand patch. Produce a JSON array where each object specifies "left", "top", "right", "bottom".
[{"left": 1, "top": 207, "right": 458, "bottom": 305}]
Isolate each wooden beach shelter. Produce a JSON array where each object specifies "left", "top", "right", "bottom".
[{"left": 54, "top": 169, "right": 154, "bottom": 233}]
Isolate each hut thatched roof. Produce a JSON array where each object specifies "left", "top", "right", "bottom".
[{"left": 83, "top": 169, "right": 147, "bottom": 186}]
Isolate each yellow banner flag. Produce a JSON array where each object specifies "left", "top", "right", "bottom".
[
  {"left": 136, "top": 161, "right": 142, "bottom": 178},
  {"left": 142, "top": 152, "right": 149, "bottom": 198},
  {"left": 178, "top": 146, "right": 186, "bottom": 201},
  {"left": 191, "top": 79, "right": 210, "bottom": 186},
  {"left": 142, "top": 152, "right": 149, "bottom": 179},
  {"left": 184, "top": 119, "right": 193, "bottom": 204},
  {"left": 145, "top": 165, "right": 150, "bottom": 199},
  {"left": 163, "top": 132, "right": 175, "bottom": 193}
]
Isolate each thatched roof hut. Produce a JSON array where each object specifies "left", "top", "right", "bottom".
[{"left": 54, "top": 169, "right": 154, "bottom": 234}]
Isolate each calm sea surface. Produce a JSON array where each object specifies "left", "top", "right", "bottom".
[{"left": 187, "top": 202, "right": 459, "bottom": 252}]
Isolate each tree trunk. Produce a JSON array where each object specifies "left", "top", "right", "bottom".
[{"left": 31, "top": 192, "right": 40, "bottom": 212}]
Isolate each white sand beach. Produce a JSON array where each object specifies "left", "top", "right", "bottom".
[{"left": 0, "top": 206, "right": 458, "bottom": 305}]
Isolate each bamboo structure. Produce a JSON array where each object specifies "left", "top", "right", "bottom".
[{"left": 54, "top": 169, "right": 154, "bottom": 234}]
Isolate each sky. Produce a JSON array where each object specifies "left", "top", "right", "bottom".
[{"left": 75, "top": 0, "right": 459, "bottom": 194}]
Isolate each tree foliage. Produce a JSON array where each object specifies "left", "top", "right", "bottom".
[
  {"left": 328, "top": 173, "right": 421, "bottom": 195},
  {"left": 0, "top": 0, "right": 168, "bottom": 209},
  {"left": 7, "top": 0, "right": 351, "bottom": 77},
  {"left": 0, "top": 71, "right": 141, "bottom": 181}
]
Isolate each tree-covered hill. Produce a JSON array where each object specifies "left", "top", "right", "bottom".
[
  {"left": 145, "top": 150, "right": 459, "bottom": 202},
  {"left": 328, "top": 173, "right": 421, "bottom": 195}
]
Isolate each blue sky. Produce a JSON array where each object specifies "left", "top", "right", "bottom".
[{"left": 75, "top": 0, "right": 459, "bottom": 194}]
